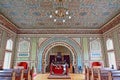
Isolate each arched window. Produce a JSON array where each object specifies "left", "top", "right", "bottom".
[
  {"left": 106, "top": 39, "right": 114, "bottom": 50},
  {"left": 3, "top": 38, "right": 13, "bottom": 69},
  {"left": 106, "top": 38, "right": 116, "bottom": 69},
  {"left": 6, "top": 39, "right": 13, "bottom": 50}
]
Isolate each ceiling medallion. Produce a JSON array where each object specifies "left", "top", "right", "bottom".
[{"left": 49, "top": 0, "right": 71, "bottom": 23}]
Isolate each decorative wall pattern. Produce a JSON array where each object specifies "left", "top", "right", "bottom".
[
  {"left": 17, "top": 38, "right": 31, "bottom": 57},
  {"left": 38, "top": 38, "right": 47, "bottom": 47},
  {"left": 83, "top": 38, "right": 89, "bottom": 61},
  {"left": 89, "top": 38, "right": 102, "bottom": 60},
  {"left": 71, "top": 38, "right": 81, "bottom": 46}
]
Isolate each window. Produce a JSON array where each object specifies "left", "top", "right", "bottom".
[
  {"left": 106, "top": 38, "right": 116, "bottom": 69},
  {"left": 3, "top": 39, "right": 13, "bottom": 69},
  {"left": 6, "top": 39, "right": 13, "bottom": 50},
  {"left": 106, "top": 39, "right": 114, "bottom": 50},
  {"left": 3, "top": 52, "right": 12, "bottom": 69}
]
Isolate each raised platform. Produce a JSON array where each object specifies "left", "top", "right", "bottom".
[{"left": 48, "top": 74, "right": 71, "bottom": 79}]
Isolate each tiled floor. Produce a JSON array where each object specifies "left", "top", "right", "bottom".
[{"left": 34, "top": 73, "right": 84, "bottom": 80}]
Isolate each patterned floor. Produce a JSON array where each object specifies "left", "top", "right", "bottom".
[{"left": 34, "top": 73, "right": 84, "bottom": 80}]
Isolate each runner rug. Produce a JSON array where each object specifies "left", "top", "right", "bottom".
[{"left": 47, "top": 74, "right": 71, "bottom": 79}]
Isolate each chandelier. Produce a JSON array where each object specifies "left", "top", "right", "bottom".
[{"left": 49, "top": 0, "right": 72, "bottom": 23}]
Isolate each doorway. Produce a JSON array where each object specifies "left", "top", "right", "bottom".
[{"left": 45, "top": 46, "right": 74, "bottom": 73}]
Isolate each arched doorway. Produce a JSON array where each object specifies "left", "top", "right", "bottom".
[
  {"left": 37, "top": 37, "right": 82, "bottom": 73},
  {"left": 45, "top": 45, "right": 74, "bottom": 73}
]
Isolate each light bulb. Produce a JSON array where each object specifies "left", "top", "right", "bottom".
[
  {"left": 55, "top": 10, "right": 58, "bottom": 14},
  {"left": 66, "top": 11, "right": 69, "bottom": 15},
  {"left": 54, "top": 19, "right": 56, "bottom": 22},
  {"left": 63, "top": 19, "right": 65, "bottom": 22},
  {"left": 69, "top": 16, "right": 71, "bottom": 19},
  {"left": 50, "top": 15, "right": 52, "bottom": 18}
]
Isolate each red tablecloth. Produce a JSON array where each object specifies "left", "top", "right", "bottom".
[
  {"left": 50, "top": 64, "right": 68, "bottom": 75},
  {"left": 52, "top": 65, "right": 63, "bottom": 74}
]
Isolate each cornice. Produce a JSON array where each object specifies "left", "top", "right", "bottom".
[
  {"left": 0, "top": 14, "right": 18, "bottom": 33},
  {"left": 0, "top": 13, "right": 120, "bottom": 34},
  {"left": 100, "top": 13, "right": 120, "bottom": 33},
  {"left": 17, "top": 34, "right": 102, "bottom": 38},
  {"left": 17, "top": 29, "right": 101, "bottom": 34},
  {"left": 0, "top": 24, "right": 16, "bottom": 35}
]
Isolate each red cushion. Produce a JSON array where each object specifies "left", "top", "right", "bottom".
[
  {"left": 92, "top": 62, "right": 101, "bottom": 67},
  {"left": 18, "top": 62, "right": 28, "bottom": 69}
]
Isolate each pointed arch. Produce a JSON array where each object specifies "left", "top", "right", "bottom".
[{"left": 6, "top": 39, "right": 13, "bottom": 50}]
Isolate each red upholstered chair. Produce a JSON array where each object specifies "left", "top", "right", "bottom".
[
  {"left": 17, "top": 62, "right": 28, "bottom": 69},
  {"left": 92, "top": 62, "right": 102, "bottom": 68}
]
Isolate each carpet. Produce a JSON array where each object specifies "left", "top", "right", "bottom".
[{"left": 48, "top": 74, "right": 71, "bottom": 79}]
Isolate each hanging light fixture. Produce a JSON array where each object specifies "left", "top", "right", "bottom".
[{"left": 49, "top": 0, "right": 72, "bottom": 23}]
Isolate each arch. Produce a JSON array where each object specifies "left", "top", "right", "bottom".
[
  {"left": 106, "top": 38, "right": 114, "bottom": 50},
  {"left": 37, "top": 37, "right": 82, "bottom": 73},
  {"left": 6, "top": 39, "right": 13, "bottom": 50},
  {"left": 43, "top": 42, "right": 76, "bottom": 73}
]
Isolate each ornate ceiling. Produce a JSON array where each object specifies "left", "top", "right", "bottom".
[{"left": 0, "top": 0, "right": 120, "bottom": 30}]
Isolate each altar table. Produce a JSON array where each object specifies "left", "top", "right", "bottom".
[{"left": 50, "top": 63, "right": 68, "bottom": 75}]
